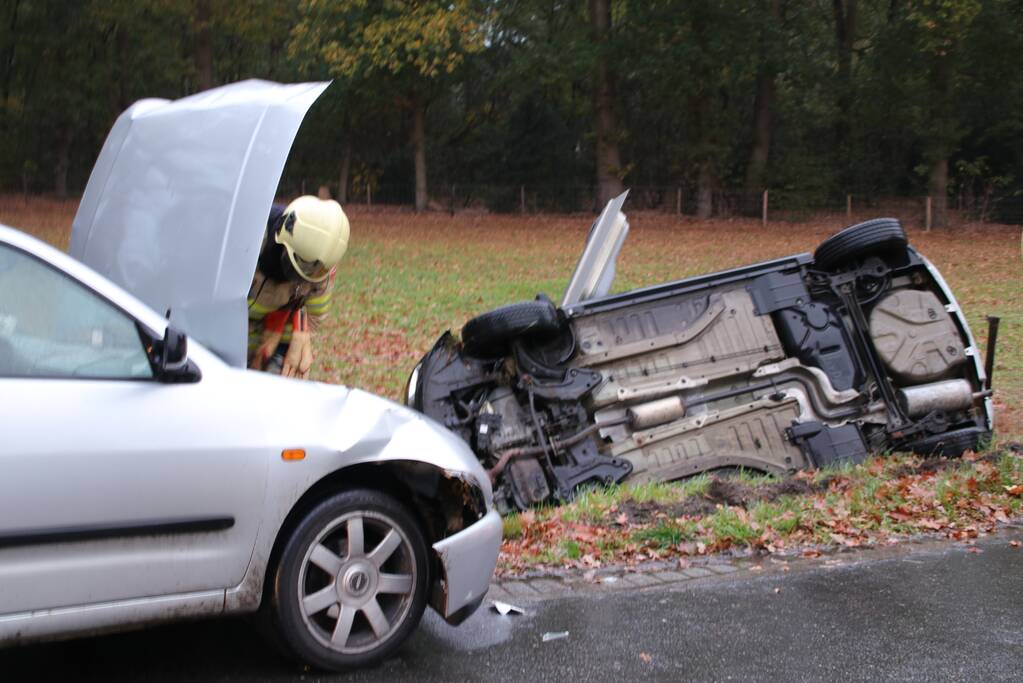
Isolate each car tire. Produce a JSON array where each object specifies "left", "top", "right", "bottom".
[
  {"left": 461, "top": 296, "right": 561, "bottom": 357},
  {"left": 269, "top": 489, "right": 429, "bottom": 671},
  {"left": 908, "top": 427, "right": 991, "bottom": 458},
  {"left": 813, "top": 218, "right": 908, "bottom": 271}
]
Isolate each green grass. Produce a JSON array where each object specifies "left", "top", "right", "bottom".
[
  {"left": 502, "top": 513, "right": 524, "bottom": 540},
  {"left": 4, "top": 198, "right": 1020, "bottom": 435},
  {"left": 633, "top": 519, "right": 700, "bottom": 548},
  {"left": 501, "top": 448, "right": 1023, "bottom": 571}
]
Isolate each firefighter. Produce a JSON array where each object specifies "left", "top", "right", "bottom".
[{"left": 248, "top": 196, "right": 350, "bottom": 378}]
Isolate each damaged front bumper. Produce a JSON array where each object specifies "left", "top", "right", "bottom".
[{"left": 431, "top": 508, "right": 502, "bottom": 624}]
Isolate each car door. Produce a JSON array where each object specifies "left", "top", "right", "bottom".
[{"left": 0, "top": 241, "right": 269, "bottom": 615}]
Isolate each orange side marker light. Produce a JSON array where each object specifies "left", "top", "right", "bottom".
[{"left": 282, "top": 449, "right": 306, "bottom": 461}]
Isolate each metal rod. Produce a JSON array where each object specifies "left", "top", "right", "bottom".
[
  {"left": 985, "top": 315, "right": 1000, "bottom": 390},
  {"left": 487, "top": 417, "right": 629, "bottom": 482}
]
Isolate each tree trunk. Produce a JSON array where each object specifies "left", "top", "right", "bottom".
[
  {"left": 411, "top": 96, "right": 428, "bottom": 212},
  {"left": 195, "top": 0, "right": 214, "bottom": 91},
  {"left": 2, "top": 0, "right": 21, "bottom": 120},
  {"left": 929, "top": 158, "right": 948, "bottom": 229},
  {"left": 590, "top": 0, "right": 624, "bottom": 207},
  {"left": 928, "top": 54, "right": 952, "bottom": 229},
  {"left": 338, "top": 140, "right": 352, "bottom": 205},
  {"left": 745, "top": 0, "right": 781, "bottom": 191},
  {"left": 54, "top": 126, "right": 71, "bottom": 199},
  {"left": 697, "top": 161, "right": 713, "bottom": 218},
  {"left": 832, "top": 0, "right": 857, "bottom": 180}
]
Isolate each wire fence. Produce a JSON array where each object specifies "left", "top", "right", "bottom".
[{"left": 296, "top": 181, "right": 1023, "bottom": 226}]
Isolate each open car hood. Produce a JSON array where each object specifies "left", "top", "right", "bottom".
[{"left": 70, "top": 79, "right": 330, "bottom": 367}]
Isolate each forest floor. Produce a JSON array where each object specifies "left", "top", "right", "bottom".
[{"left": 3, "top": 195, "right": 1020, "bottom": 573}]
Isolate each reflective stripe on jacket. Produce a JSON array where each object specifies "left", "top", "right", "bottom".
[{"left": 247, "top": 268, "right": 335, "bottom": 350}]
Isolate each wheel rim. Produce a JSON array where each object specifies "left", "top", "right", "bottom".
[{"left": 297, "top": 511, "right": 417, "bottom": 655}]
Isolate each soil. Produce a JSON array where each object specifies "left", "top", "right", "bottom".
[{"left": 620, "top": 443, "right": 1022, "bottom": 524}]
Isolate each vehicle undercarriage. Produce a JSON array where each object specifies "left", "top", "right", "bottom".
[{"left": 407, "top": 196, "right": 995, "bottom": 513}]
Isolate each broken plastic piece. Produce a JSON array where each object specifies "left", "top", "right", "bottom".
[
  {"left": 542, "top": 631, "right": 569, "bottom": 642},
  {"left": 492, "top": 600, "right": 524, "bottom": 616}
]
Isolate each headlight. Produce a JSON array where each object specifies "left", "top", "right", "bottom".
[{"left": 404, "top": 361, "right": 422, "bottom": 408}]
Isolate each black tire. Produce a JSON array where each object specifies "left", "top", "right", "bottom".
[
  {"left": 268, "top": 489, "right": 429, "bottom": 671},
  {"left": 813, "top": 218, "right": 908, "bottom": 271},
  {"left": 909, "top": 427, "right": 991, "bottom": 458},
  {"left": 461, "top": 296, "right": 561, "bottom": 357}
]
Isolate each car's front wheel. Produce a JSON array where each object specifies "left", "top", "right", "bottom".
[{"left": 270, "top": 489, "right": 429, "bottom": 671}]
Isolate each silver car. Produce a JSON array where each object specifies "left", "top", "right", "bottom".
[{"left": 0, "top": 80, "right": 502, "bottom": 670}]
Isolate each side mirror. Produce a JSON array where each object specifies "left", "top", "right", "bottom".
[{"left": 156, "top": 326, "right": 200, "bottom": 383}]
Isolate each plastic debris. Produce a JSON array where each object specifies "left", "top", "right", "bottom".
[
  {"left": 492, "top": 600, "right": 524, "bottom": 616},
  {"left": 542, "top": 631, "right": 570, "bottom": 642}
]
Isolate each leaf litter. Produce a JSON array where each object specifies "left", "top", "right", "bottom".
[{"left": 497, "top": 444, "right": 1023, "bottom": 576}]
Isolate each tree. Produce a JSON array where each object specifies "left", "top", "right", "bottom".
[
  {"left": 831, "top": 0, "right": 857, "bottom": 180},
  {"left": 905, "top": 0, "right": 981, "bottom": 228},
  {"left": 744, "top": 0, "right": 783, "bottom": 191},
  {"left": 292, "top": 0, "right": 486, "bottom": 212},
  {"left": 590, "top": 0, "right": 623, "bottom": 205}
]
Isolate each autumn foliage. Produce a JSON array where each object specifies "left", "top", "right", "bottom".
[{"left": 498, "top": 446, "right": 1023, "bottom": 575}]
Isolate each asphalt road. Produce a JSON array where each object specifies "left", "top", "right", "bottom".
[{"left": 4, "top": 534, "right": 1022, "bottom": 682}]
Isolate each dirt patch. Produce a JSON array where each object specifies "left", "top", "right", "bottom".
[
  {"left": 889, "top": 443, "right": 1021, "bottom": 479},
  {"left": 621, "top": 475, "right": 827, "bottom": 523},
  {"left": 621, "top": 499, "right": 718, "bottom": 523},
  {"left": 702, "top": 476, "right": 824, "bottom": 509},
  {"left": 616, "top": 445, "right": 1023, "bottom": 524}
]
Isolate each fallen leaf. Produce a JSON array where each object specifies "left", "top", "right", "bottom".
[
  {"left": 773, "top": 587, "right": 782, "bottom": 594},
  {"left": 616, "top": 512, "right": 628, "bottom": 525},
  {"left": 640, "top": 652, "right": 652, "bottom": 664},
  {"left": 1005, "top": 485, "right": 1023, "bottom": 496},
  {"left": 966, "top": 547, "right": 983, "bottom": 554},
  {"left": 1010, "top": 540, "right": 1020, "bottom": 549}
]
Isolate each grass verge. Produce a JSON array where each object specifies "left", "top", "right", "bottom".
[{"left": 497, "top": 444, "right": 1023, "bottom": 575}]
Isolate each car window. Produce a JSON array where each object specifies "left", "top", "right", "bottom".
[{"left": 0, "top": 243, "right": 153, "bottom": 379}]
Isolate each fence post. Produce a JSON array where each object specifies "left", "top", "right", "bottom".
[
  {"left": 520, "top": 185, "right": 526, "bottom": 214},
  {"left": 925, "top": 196, "right": 932, "bottom": 232},
  {"left": 762, "top": 189, "right": 769, "bottom": 227},
  {"left": 676, "top": 186, "right": 682, "bottom": 216},
  {"left": 366, "top": 184, "right": 371, "bottom": 207},
  {"left": 846, "top": 194, "right": 852, "bottom": 219}
]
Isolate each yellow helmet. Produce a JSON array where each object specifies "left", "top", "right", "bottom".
[{"left": 274, "top": 196, "right": 350, "bottom": 283}]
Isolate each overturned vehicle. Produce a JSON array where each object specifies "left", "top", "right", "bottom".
[{"left": 406, "top": 193, "right": 996, "bottom": 513}]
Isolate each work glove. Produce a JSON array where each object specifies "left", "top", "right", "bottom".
[
  {"left": 249, "top": 309, "right": 289, "bottom": 371},
  {"left": 282, "top": 309, "right": 313, "bottom": 379}
]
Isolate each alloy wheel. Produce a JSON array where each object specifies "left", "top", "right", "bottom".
[{"left": 296, "top": 510, "right": 417, "bottom": 654}]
